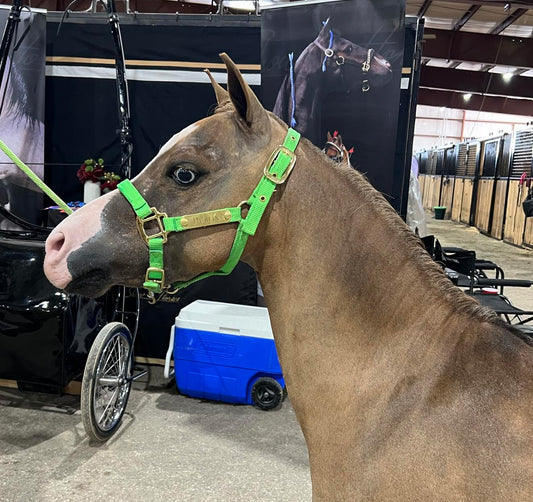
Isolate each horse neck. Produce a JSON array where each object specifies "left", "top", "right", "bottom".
[{"left": 248, "top": 139, "right": 488, "bottom": 375}]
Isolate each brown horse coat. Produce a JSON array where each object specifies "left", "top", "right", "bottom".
[{"left": 44, "top": 54, "right": 533, "bottom": 501}]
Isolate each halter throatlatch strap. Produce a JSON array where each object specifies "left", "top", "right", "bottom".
[{"left": 118, "top": 128, "right": 301, "bottom": 298}]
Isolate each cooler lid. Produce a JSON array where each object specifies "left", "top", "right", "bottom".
[{"left": 175, "top": 300, "right": 275, "bottom": 339}]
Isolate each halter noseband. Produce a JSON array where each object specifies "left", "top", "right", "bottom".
[
  {"left": 117, "top": 128, "right": 301, "bottom": 302},
  {"left": 323, "top": 141, "right": 344, "bottom": 163},
  {"left": 313, "top": 39, "right": 375, "bottom": 93}
]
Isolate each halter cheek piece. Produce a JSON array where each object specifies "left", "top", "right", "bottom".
[
  {"left": 118, "top": 128, "right": 301, "bottom": 302},
  {"left": 314, "top": 39, "right": 375, "bottom": 93},
  {"left": 361, "top": 47, "right": 375, "bottom": 93}
]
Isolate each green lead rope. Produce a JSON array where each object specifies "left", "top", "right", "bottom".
[
  {"left": 0, "top": 139, "right": 73, "bottom": 215},
  {"left": 118, "top": 128, "right": 301, "bottom": 295}
]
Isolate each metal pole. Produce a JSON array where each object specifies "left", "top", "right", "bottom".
[
  {"left": 0, "top": 0, "right": 23, "bottom": 89},
  {"left": 106, "top": 0, "right": 133, "bottom": 180}
]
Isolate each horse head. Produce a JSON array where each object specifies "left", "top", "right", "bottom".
[
  {"left": 44, "top": 54, "right": 292, "bottom": 299},
  {"left": 314, "top": 19, "right": 392, "bottom": 92},
  {"left": 323, "top": 131, "right": 353, "bottom": 165}
]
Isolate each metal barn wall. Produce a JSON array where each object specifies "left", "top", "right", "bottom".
[{"left": 418, "top": 125, "right": 533, "bottom": 247}]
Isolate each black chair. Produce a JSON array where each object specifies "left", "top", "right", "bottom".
[{"left": 422, "top": 235, "right": 533, "bottom": 328}]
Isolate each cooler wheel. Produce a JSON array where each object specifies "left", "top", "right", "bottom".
[{"left": 251, "top": 377, "right": 284, "bottom": 411}]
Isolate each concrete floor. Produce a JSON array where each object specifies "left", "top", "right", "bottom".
[{"left": 1, "top": 215, "right": 532, "bottom": 502}]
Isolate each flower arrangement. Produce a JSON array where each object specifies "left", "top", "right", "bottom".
[
  {"left": 101, "top": 171, "right": 122, "bottom": 194},
  {"left": 77, "top": 158, "right": 105, "bottom": 183},
  {"left": 77, "top": 158, "right": 121, "bottom": 194}
]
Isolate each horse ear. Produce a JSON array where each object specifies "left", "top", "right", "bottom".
[
  {"left": 318, "top": 18, "right": 331, "bottom": 43},
  {"left": 219, "top": 52, "right": 270, "bottom": 134},
  {"left": 204, "top": 69, "right": 230, "bottom": 107},
  {"left": 327, "top": 131, "right": 332, "bottom": 141}
]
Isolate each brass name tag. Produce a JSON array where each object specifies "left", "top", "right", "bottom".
[{"left": 181, "top": 209, "right": 232, "bottom": 229}]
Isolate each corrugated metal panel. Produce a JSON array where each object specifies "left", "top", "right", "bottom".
[
  {"left": 456, "top": 143, "right": 468, "bottom": 176},
  {"left": 465, "top": 142, "right": 479, "bottom": 177},
  {"left": 510, "top": 129, "right": 533, "bottom": 178}
]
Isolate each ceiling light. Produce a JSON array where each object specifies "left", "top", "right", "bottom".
[
  {"left": 463, "top": 93, "right": 472, "bottom": 101},
  {"left": 502, "top": 72, "right": 514, "bottom": 82}
]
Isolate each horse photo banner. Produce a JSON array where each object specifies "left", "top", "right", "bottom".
[
  {"left": 261, "top": 0, "right": 406, "bottom": 207},
  {"left": 0, "top": 7, "right": 46, "bottom": 227}
]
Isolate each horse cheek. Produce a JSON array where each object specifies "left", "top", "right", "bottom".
[{"left": 167, "top": 225, "right": 237, "bottom": 281}]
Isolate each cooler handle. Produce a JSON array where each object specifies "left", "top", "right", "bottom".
[{"left": 164, "top": 326, "right": 175, "bottom": 379}]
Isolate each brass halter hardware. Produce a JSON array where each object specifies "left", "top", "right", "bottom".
[
  {"left": 263, "top": 146, "right": 297, "bottom": 184},
  {"left": 136, "top": 207, "right": 169, "bottom": 244}
]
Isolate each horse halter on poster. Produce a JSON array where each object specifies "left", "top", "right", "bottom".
[{"left": 313, "top": 37, "right": 376, "bottom": 93}]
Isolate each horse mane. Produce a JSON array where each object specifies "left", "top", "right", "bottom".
[
  {"left": 4, "top": 61, "right": 43, "bottom": 127},
  {"left": 271, "top": 112, "right": 507, "bottom": 329},
  {"left": 347, "top": 165, "right": 504, "bottom": 317},
  {"left": 342, "top": 165, "right": 509, "bottom": 325}
]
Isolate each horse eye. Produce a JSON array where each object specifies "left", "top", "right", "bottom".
[
  {"left": 172, "top": 167, "right": 197, "bottom": 186},
  {"left": 346, "top": 45, "right": 353, "bottom": 53}
]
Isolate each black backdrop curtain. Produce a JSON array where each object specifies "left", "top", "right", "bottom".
[{"left": 44, "top": 17, "right": 261, "bottom": 203}]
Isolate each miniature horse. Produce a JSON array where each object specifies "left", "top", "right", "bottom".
[
  {"left": 273, "top": 19, "right": 392, "bottom": 146},
  {"left": 323, "top": 130, "right": 353, "bottom": 167},
  {"left": 44, "top": 54, "right": 533, "bottom": 501}
]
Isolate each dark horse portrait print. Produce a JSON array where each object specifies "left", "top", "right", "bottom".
[{"left": 272, "top": 18, "right": 392, "bottom": 147}]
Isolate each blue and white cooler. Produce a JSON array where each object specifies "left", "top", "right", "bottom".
[{"left": 166, "top": 300, "right": 285, "bottom": 410}]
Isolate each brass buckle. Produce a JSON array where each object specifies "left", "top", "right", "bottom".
[
  {"left": 264, "top": 146, "right": 296, "bottom": 185},
  {"left": 145, "top": 267, "right": 165, "bottom": 288},
  {"left": 362, "top": 48, "right": 374, "bottom": 73},
  {"left": 136, "top": 207, "right": 168, "bottom": 245}
]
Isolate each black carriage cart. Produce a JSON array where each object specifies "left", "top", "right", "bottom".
[
  {"left": 0, "top": 212, "right": 143, "bottom": 442},
  {"left": 0, "top": 227, "right": 103, "bottom": 394}
]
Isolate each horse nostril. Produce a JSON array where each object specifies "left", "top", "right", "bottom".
[{"left": 46, "top": 231, "right": 66, "bottom": 257}]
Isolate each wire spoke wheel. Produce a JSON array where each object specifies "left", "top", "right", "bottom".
[{"left": 81, "top": 322, "right": 133, "bottom": 442}]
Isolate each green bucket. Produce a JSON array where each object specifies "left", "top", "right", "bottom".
[{"left": 434, "top": 206, "right": 446, "bottom": 220}]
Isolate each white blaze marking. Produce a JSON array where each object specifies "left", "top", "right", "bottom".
[{"left": 158, "top": 123, "right": 199, "bottom": 156}]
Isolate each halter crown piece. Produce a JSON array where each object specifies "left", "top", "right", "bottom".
[{"left": 118, "top": 128, "right": 301, "bottom": 302}]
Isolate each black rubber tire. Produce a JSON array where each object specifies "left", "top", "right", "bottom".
[
  {"left": 251, "top": 377, "right": 284, "bottom": 411},
  {"left": 81, "top": 322, "right": 133, "bottom": 442}
]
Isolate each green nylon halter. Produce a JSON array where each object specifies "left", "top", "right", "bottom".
[{"left": 118, "top": 128, "right": 301, "bottom": 298}]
